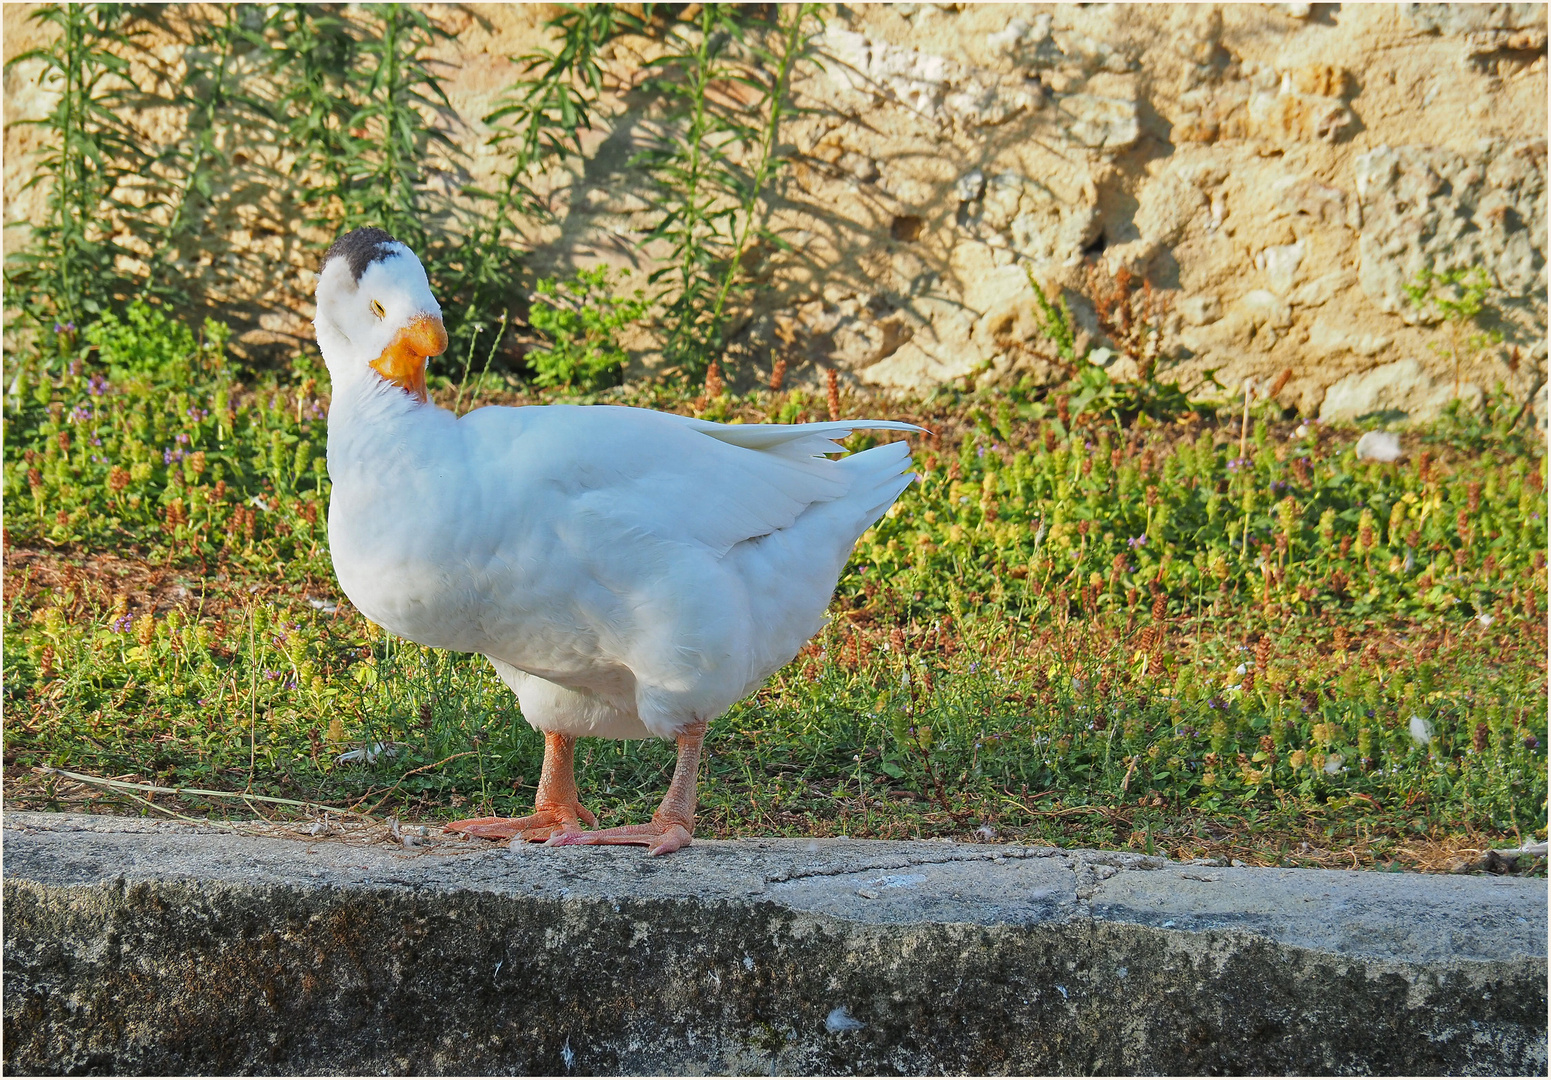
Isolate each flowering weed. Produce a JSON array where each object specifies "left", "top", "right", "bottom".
[{"left": 3, "top": 312, "right": 1546, "bottom": 870}]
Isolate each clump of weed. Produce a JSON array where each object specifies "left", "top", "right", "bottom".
[{"left": 524, "top": 267, "right": 648, "bottom": 391}]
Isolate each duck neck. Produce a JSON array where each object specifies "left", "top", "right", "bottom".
[{"left": 325, "top": 367, "right": 441, "bottom": 485}]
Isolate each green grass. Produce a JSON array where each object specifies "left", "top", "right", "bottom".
[{"left": 4, "top": 311, "right": 1547, "bottom": 871}]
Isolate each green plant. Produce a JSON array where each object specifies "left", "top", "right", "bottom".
[
  {"left": 524, "top": 267, "right": 648, "bottom": 390},
  {"left": 84, "top": 300, "right": 216, "bottom": 382},
  {"left": 1024, "top": 268, "right": 1192, "bottom": 430},
  {"left": 135, "top": 4, "right": 274, "bottom": 308},
  {"left": 345, "top": 6, "right": 458, "bottom": 251},
  {"left": 3, "top": 305, "right": 326, "bottom": 575},
  {"left": 3, "top": 4, "right": 149, "bottom": 329},
  {"left": 268, "top": 3, "right": 360, "bottom": 231},
  {"left": 1027, "top": 267, "right": 1079, "bottom": 364},
  {"left": 272, "top": 5, "right": 457, "bottom": 249},
  {"left": 482, "top": 5, "right": 642, "bottom": 222},
  {"left": 3, "top": 310, "right": 1546, "bottom": 865},
  {"left": 440, "top": 5, "right": 647, "bottom": 376},
  {"left": 269, "top": 4, "right": 503, "bottom": 369},
  {"left": 634, "top": 4, "right": 822, "bottom": 378},
  {"left": 1403, "top": 264, "right": 1503, "bottom": 400}
]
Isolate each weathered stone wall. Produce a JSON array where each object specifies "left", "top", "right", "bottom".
[
  {"left": 4, "top": 4, "right": 1546, "bottom": 422},
  {"left": 5, "top": 814, "right": 1547, "bottom": 1075}
]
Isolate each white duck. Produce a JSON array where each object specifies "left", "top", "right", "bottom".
[{"left": 317, "top": 228, "right": 920, "bottom": 855}]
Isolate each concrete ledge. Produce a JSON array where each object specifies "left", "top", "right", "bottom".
[{"left": 3, "top": 812, "right": 1545, "bottom": 1075}]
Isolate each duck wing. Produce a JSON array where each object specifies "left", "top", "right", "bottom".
[{"left": 469, "top": 405, "right": 921, "bottom": 558}]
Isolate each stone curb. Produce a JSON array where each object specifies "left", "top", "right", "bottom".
[{"left": 3, "top": 812, "right": 1545, "bottom": 1075}]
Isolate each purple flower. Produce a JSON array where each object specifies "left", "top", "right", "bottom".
[
  {"left": 110, "top": 614, "right": 133, "bottom": 633},
  {"left": 87, "top": 374, "right": 108, "bottom": 396},
  {"left": 175, "top": 433, "right": 189, "bottom": 445},
  {"left": 264, "top": 669, "right": 280, "bottom": 680},
  {"left": 977, "top": 447, "right": 986, "bottom": 458},
  {"left": 69, "top": 404, "right": 93, "bottom": 423},
  {"left": 1526, "top": 735, "right": 1541, "bottom": 751},
  {"left": 1128, "top": 535, "right": 1147, "bottom": 548},
  {"left": 163, "top": 447, "right": 186, "bottom": 465}
]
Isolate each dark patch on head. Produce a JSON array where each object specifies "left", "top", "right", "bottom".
[{"left": 322, "top": 227, "right": 403, "bottom": 283}]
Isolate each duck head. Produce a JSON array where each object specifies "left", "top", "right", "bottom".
[{"left": 314, "top": 227, "right": 447, "bottom": 403}]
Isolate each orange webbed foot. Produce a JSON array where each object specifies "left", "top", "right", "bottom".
[
  {"left": 545, "top": 720, "right": 706, "bottom": 856},
  {"left": 444, "top": 802, "right": 597, "bottom": 843},
  {"left": 547, "top": 820, "right": 692, "bottom": 856}
]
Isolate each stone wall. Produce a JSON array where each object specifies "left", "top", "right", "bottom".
[
  {"left": 5, "top": 814, "right": 1547, "bottom": 1075},
  {"left": 3, "top": 4, "right": 1546, "bottom": 422}
]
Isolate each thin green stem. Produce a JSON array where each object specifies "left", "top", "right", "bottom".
[{"left": 706, "top": 4, "right": 809, "bottom": 336}]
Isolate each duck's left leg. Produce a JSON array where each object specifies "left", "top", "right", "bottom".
[
  {"left": 550, "top": 719, "right": 706, "bottom": 856},
  {"left": 445, "top": 731, "right": 596, "bottom": 841}
]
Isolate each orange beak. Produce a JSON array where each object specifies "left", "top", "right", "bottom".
[{"left": 370, "top": 313, "right": 447, "bottom": 403}]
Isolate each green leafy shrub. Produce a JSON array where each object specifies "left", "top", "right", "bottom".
[
  {"left": 634, "top": 3, "right": 823, "bottom": 377},
  {"left": 4, "top": 309, "right": 329, "bottom": 578},
  {"left": 1024, "top": 268, "right": 1193, "bottom": 429},
  {"left": 3, "top": 4, "right": 149, "bottom": 328},
  {"left": 1403, "top": 264, "right": 1503, "bottom": 401},
  {"left": 2, "top": 296, "right": 1544, "bottom": 867},
  {"left": 524, "top": 267, "right": 648, "bottom": 390},
  {"left": 82, "top": 301, "right": 223, "bottom": 382}
]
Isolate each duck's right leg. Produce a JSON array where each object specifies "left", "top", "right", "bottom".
[{"left": 445, "top": 730, "right": 596, "bottom": 841}]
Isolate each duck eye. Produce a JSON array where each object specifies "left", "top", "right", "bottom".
[{"left": 370, "top": 300, "right": 386, "bottom": 319}]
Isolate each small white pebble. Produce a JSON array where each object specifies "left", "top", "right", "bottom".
[
  {"left": 1355, "top": 430, "right": 1404, "bottom": 462},
  {"left": 1323, "top": 753, "right": 1344, "bottom": 775},
  {"left": 1409, "top": 715, "right": 1434, "bottom": 745}
]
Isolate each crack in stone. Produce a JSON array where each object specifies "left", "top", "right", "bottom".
[{"left": 762, "top": 845, "right": 1067, "bottom": 885}]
